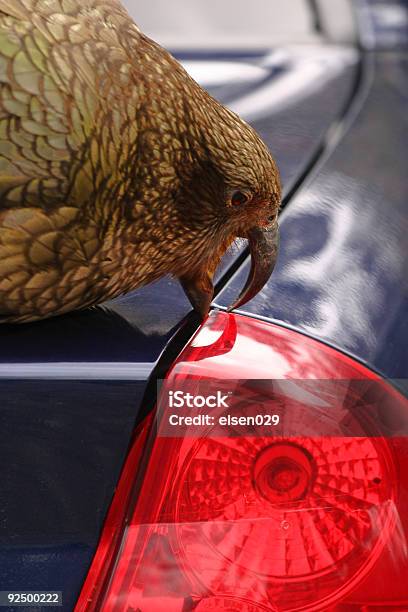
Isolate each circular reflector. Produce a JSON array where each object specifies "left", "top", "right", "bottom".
[{"left": 174, "top": 433, "right": 396, "bottom": 611}]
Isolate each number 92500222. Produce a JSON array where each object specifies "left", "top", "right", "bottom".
[{"left": 0, "top": 592, "right": 62, "bottom": 606}]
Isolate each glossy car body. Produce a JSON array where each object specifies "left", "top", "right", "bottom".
[{"left": 0, "top": 1, "right": 407, "bottom": 610}]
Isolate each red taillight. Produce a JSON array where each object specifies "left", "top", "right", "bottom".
[{"left": 76, "top": 311, "right": 408, "bottom": 612}]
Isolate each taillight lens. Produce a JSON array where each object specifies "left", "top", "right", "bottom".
[{"left": 76, "top": 311, "right": 408, "bottom": 612}]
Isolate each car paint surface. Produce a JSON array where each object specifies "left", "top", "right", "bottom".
[
  {"left": 215, "top": 52, "right": 408, "bottom": 395},
  {"left": 0, "top": 45, "right": 359, "bottom": 610}
]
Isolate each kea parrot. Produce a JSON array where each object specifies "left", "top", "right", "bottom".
[{"left": 0, "top": 0, "right": 280, "bottom": 323}]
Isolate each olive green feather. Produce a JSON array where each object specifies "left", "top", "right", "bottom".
[{"left": 0, "top": 0, "right": 280, "bottom": 322}]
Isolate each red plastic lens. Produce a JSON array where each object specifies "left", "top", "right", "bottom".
[
  {"left": 76, "top": 311, "right": 408, "bottom": 612},
  {"left": 174, "top": 436, "right": 394, "bottom": 601}
]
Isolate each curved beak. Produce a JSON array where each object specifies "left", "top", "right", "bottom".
[
  {"left": 179, "top": 221, "right": 279, "bottom": 318},
  {"left": 227, "top": 221, "right": 279, "bottom": 312}
]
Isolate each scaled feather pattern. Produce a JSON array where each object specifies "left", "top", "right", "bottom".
[{"left": 0, "top": 0, "right": 281, "bottom": 322}]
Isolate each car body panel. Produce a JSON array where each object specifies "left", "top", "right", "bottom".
[
  {"left": 0, "top": 44, "right": 360, "bottom": 609},
  {"left": 215, "top": 52, "right": 408, "bottom": 394},
  {"left": 0, "top": 380, "right": 144, "bottom": 611}
]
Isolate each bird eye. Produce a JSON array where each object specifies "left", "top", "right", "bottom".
[{"left": 230, "top": 190, "right": 250, "bottom": 206}]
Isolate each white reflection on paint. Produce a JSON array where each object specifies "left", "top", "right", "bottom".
[
  {"left": 229, "top": 46, "right": 357, "bottom": 121},
  {"left": 180, "top": 60, "right": 269, "bottom": 88},
  {"left": 278, "top": 173, "right": 406, "bottom": 351}
]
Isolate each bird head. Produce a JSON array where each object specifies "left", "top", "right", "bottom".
[
  {"left": 172, "top": 91, "right": 281, "bottom": 318},
  {"left": 124, "top": 37, "right": 281, "bottom": 318}
]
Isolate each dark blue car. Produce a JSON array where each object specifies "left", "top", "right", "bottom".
[{"left": 1, "top": 1, "right": 407, "bottom": 610}]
